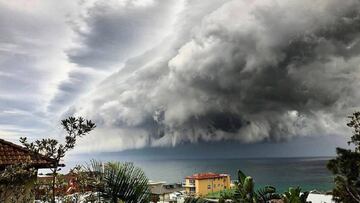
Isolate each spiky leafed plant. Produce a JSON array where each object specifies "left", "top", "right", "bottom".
[
  {"left": 86, "top": 160, "right": 150, "bottom": 203},
  {"left": 233, "top": 169, "right": 280, "bottom": 203},
  {"left": 184, "top": 197, "right": 211, "bottom": 203},
  {"left": 282, "top": 187, "right": 309, "bottom": 203},
  {"left": 233, "top": 169, "right": 256, "bottom": 203},
  {"left": 257, "top": 185, "right": 281, "bottom": 202}
]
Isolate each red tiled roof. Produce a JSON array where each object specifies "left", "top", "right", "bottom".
[
  {"left": 185, "top": 172, "right": 229, "bottom": 180},
  {"left": 0, "top": 138, "right": 60, "bottom": 169}
]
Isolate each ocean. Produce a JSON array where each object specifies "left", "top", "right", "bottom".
[{"left": 66, "top": 156, "right": 334, "bottom": 192}]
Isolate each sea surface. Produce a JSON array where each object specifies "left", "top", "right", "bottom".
[{"left": 66, "top": 156, "right": 334, "bottom": 192}]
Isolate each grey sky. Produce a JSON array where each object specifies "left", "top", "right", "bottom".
[{"left": 0, "top": 0, "right": 359, "bottom": 157}]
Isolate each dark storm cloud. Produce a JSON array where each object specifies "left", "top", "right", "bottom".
[{"left": 73, "top": 0, "right": 360, "bottom": 152}]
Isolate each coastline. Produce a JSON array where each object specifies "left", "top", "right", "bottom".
[{"left": 64, "top": 156, "right": 334, "bottom": 192}]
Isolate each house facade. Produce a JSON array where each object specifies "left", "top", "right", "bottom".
[{"left": 184, "top": 172, "right": 231, "bottom": 197}]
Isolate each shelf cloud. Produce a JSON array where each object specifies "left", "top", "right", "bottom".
[
  {"left": 70, "top": 0, "right": 360, "bottom": 152},
  {"left": 0, "top": 0, "right": 359, "bottom": 153}
]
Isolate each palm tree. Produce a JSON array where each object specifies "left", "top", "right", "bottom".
[{"left": 86, "top": 160, "right": 150, "bottom": 203}]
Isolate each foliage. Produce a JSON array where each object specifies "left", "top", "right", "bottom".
[
  {"left": 69, "top": 165, "right": 93, "bottom": 193},
  {"left": 85, "top": 160, "right": 150, "bottom": 203},
  {"left": 220, "top": 189, "right": 236, "bottom": 199},
  {"left": 233, "top": 169, "right": 280, "bottom": 203},
  {"left": 282, "top": 187, "right": 309, "bottom": 203},
  {"left": 218, "top": 198, "right": 226, "bottom": 203},
  {"left": 327, "top": 112, "right": 360, "bottom": 203},
  {"left": 233, "top": 169, "right": 256, "bottom": 203},
  {"left": 184, "top": 197, "right": 211, "bottom": 203},
  {"left": 206, "top": 188, "right": 235, "bottom": 199},
  {"left": 20, "top": 116, "right": 96, "bottom": 203},
  {"left": 0, "top": 164, "right": 37, "bottom": 202},
  {"left": 35, "top": 173, "right": 72, "bottom": 202},
  {"left": 257, "top": 185, "right": 281, "bottom": 202}
]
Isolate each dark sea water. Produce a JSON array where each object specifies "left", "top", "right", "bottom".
[
  {"left": 133, "top": 157, "right": 333, "bottom": 192},
  {"left": 66, "top": 156, "right": 333, "bottom": 192}
]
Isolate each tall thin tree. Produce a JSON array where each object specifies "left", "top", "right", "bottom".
[{"left": 20, "top": 116, "right": 96, "bottom": 203}]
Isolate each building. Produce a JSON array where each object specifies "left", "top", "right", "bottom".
[
  {"left": 184, "top": 172, "right": 230, "bottom": 197},
  {"left": 0, "top": 138, "right": 58, "bottom": 170},
  {"left": 0, "top": 138, "right": 61, "bottom": 202},
  {"left": 307, "top": 191, "right": 335, "bottom": 203},
  {"left": 149, "top": 181, "right": 184, "bottom": 203}
]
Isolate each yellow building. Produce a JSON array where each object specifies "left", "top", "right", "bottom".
[{"left": 184, "top": 172, "right": 231, "bottom": 197}]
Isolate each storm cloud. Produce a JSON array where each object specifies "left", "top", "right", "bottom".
[
  {"left": 1, "top": 0, "right": 360, "bottom": 153},
  {"left": 0, "top": 0, "right": 180, "bottom": 143},
  {"left": 71, "top": 0, "right": 360, "bottom": 152}
]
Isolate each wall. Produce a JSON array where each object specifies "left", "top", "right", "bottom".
[{"left": 195, "top": 176, "right": 230, "bottom": 197}]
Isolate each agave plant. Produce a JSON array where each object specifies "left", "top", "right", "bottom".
[
  {"left": 282, "top": 187, "right": 309, "bottom": 203},
  {"left": 86, "top": 160, "right": 150, "bottom": 203}
]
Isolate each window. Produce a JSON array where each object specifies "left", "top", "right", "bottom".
[
  {"left": 190, "top": 187, "right": 195, "bottom": 192},
  {"left": 208, "top": 185, "right": 211, "bottom": 189},
  {"left": 224, "top": 186, "right": 227, "bottom": 189},
  {"left": 214, "top": 184, "right": 216, "bottom": 188},
  {"left": 218, "top": 184, "right": 220, "bottom": 187}
]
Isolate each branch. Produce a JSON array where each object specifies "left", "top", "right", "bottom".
[{"left": 345, "top": 184, "right": 360, "bottom": 203}]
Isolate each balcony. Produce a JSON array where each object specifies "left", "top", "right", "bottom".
[{"left": 182, "top": 182, "right": 195, "bottom": 187}]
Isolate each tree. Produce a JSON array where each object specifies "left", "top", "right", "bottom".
[
  {"left": 20, "top": 116, "right": 96, "bottom": 203},
  {"left": 85, "top": 160, "right": 150, "bottom": 203},
  {"left": 328, "top": 112, "right": 360, "bottom": 203}
]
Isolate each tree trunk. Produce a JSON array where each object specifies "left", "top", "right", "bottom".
[
  {"left": 51, "top": 161, "right": 59, "bottom": 203},
  {"left": 52, "top": 170, "right": 56, "bottom": 203}
]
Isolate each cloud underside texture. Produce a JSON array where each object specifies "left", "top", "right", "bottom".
[{"left": 72, "top": 0, "right": 360, "bottom": 151}]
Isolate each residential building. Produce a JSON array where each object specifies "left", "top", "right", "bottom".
[
  {"left": 0, "top": 138, "right": 61, "bottom": 202},
  {"left": 184, "top": 172, "right": 230, "bottom": 197},
  {"left": 307, "top": 191, "right": 335, "bottom": 203},
  {"left": 149, "top": 181, "right": 184, "bottom": 203}
]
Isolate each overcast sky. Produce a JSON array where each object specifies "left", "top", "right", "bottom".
[{"left": 0, "top": 0, "right": 359, "bottom": 157}]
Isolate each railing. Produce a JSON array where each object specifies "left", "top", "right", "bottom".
[{"left": 182, "top": 182, "right": 195, "bottom": 187}]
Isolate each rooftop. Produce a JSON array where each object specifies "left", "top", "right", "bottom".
[
  {"left": 0, "top": 138, "right": 61, "bottom": 169},
  {"left": 185, "top": 172, "right": 229, "bottom": 180}
]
